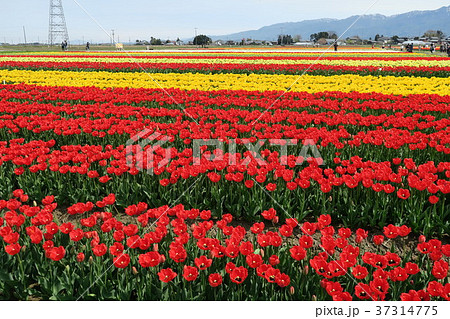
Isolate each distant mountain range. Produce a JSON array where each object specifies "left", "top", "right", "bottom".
[{"left": 209, "top": 6, "right": 450, "bottom": 41}]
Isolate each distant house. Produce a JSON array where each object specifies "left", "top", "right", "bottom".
[
  {"left": 378, "top": 36, "right": 391, "bottom": 43},
  {"left": 346, "top": 36, "right": 362, "bottom": 44},
  {"left": 396, "top": 38, "right": 409, "bottom": 43},
  {"left": 293, "top": 41, "right": 313, "bottom": 46},
  {"left": 430, "top": 37, "right": 439, "bottom": 43}
]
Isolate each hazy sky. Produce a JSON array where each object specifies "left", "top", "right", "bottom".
[{"left": 1, "top": 0, "right": 449, "bottom": 43}]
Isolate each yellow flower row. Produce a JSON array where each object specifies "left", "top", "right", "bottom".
[
  {"left": 1, "top": 56, "right": 449, "bottom": 68},
  {"left": 1, "top": 69, "right": 449, "bottom": 96}
]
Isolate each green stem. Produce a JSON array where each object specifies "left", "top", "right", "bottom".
[{"left": 17, "top": 253, "right": 26, "bottom": 293}]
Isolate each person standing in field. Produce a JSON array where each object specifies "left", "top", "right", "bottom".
[
  {"left": 86, "top": 42, "right": 90, "bottom": 51},
  {"left": 333, "top": 41, "right": 338, "bottom": 52},
  {"left": 430, "top": 43, "right": 435, "bottom": 54}
]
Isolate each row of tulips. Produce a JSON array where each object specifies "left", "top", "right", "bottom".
[
  {"left": 0, "top": 83, "right": 448, "bottom": 234},
  {"left": 2, "top": 69, "right": 450, "bottom": 96},
  {"left": 0, "top": 138, "right": 448, "bottom": 234},
  {"left": 1, "top": 61, "right": 450, "bottom": 77},
  {"left": 0, "top": 190, "right": 448, "bottom": 300},
  {"left": 3, "top": 83, "right": 450, "bottom": 114},
  {"left": 5, "top": 53, "right": 448, "bottom": 61}
]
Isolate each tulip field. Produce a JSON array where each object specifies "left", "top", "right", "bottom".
[{"left": 0, "top": 49, "right": 449, "bottom": 301}]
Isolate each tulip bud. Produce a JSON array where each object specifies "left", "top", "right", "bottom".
[
  {"left": 153, "top": 244, "right": 159, "bottom": 252},
  {"left": 260, "top": 249, "right": 264, "bottom": 258},
  {"left": 312, "top": 295, "right": 317, "bottom": 301},
  {"left": 88, "top": 256, "right": 94, "bottom": 264},
  {"left": 159, "top": 254, "right": 166, "bottom": 263},
  {"left": 418, "top": 235, "right": 426, "bottom": 243},
  {"left": 273, "top": 216, "right": 279, "bottom": 224},
  {"left": 132, "top": 266, "right": 138, "bottom": 275},
  {"left": 21, "top": 245, "right": 27, "bottom": 252},
  {"left": 289, "top": 286, "right": 295, "bottom": 295},
  {"left": 303, "top": 265, "right": 309, "bottom": 275}
]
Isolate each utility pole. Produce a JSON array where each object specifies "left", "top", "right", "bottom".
[
  {"left": 194, "top": 28, "right": 198, "bottom": 46},
  {"left": 23, "top": 26, "right": 27, "bottom": 45},
  {"left": 111, "top": 29, "right": 115, "bottom": 46}
]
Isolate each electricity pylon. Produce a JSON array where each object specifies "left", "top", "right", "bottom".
[{"left": 48, "top": 0, "right": 69, "bottom": 46}]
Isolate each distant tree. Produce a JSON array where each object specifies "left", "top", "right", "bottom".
[
  {"left": 374, "top": 34, "right": 380, "bottom": 41},
  {"left": 150, "top": 37, "right": 162, "bottom": 45},
  {"left": 286, "top": 35, "right": 293, "bottom": 45},
  {"left": 327, "top": 31, "right": 338, "bottom": 39},
  {"left": 278, "top": 34, "right": 293, "bottom": 45},
  {"left": 293, "top": 35, "right": 302, "bottom": 42},
  {"left": 423, "top": 30, "right": 445, "bottom": 39},
  {"left": 193, "top": 34, "right": 211, "bottom": 47},
  {"left": 310, "top": 31, "right": 332, "bottom": 42},
  {"left": 392, "top": 35, "right": 399, "bottom": 44}
]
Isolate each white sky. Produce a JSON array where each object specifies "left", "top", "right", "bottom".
[{"left": 1, "top": 0, "right": 449, "bottom": 43}]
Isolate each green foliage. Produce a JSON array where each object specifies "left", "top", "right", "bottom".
[{"left": 193, "top": 35, "right": 211, "bottom": 47}]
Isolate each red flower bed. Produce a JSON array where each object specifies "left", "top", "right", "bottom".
[{"left": 1, "top": 190, "right": 449, "bottom": 300}]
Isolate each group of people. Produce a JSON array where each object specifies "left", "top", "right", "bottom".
[
  {"left": 440, "top": 42, "right": 450, "bottom": 56},
  {"left": 401, "top": 42, "right": 450, "bottom": 56},
  {"left": 61, "top": 41, "right": 92, "bottom": 51},
  {"left": 61, "top": 40, "right": 68, "bottom": 51},
  {"left": 429, "top": 43, "right": 435, "bottom": 54},
  {"left": 404, "top": 43, "right": 414, "bottom": 53}
]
